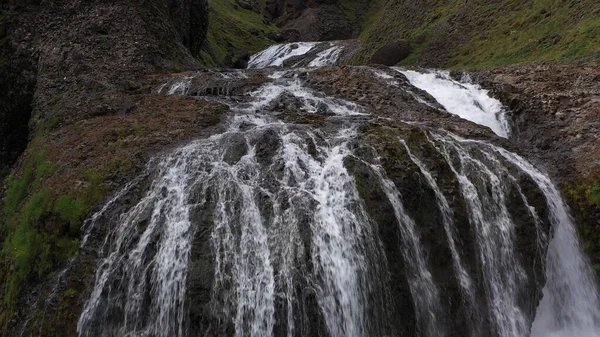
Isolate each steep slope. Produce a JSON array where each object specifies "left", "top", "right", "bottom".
[
  {"left": 353, "top": 0, "right": 600, "bottom": 67},
  {"left": 0, "top": 0, "right": 216, "bottom": 335},
  {"left": 200, "top": 0, "right": 280, "bottom": 67},
  {"left": 199, "top": 0, "right": 371, "bottom": 67},
  {"left": 204, "top": 0, "right": 600, "bottom": 68}
]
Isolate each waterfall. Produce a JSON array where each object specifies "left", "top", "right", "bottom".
[
  {"left": 434, "top": 133, "right": 600, "bottom": 337},
  {"left": 248, "top": 42, "right": 347, "bottom": 69},
  {"left": 400, "top": 139, "right": 478, "bottom": 334},
  {"left": 398, "top": 69, "right": 510, "bottom": 138},
  {"left": 78, "top": 142, "right": 201, "bottom": 337},
  {"left": 76, "top": 43, "right": 600, "bottom": 337},
  {"left": 480, "top": 141, "right": 600, "bottom": 337},
  {"left": 368, "top": 161, "right": 444, "bottom": 337},
  {"left": 248, "top": 43, "right": 318, "bottom": 68}
]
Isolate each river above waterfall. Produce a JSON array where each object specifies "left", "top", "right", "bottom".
[{"left": 73, "top": 41, "right": 600, "bottom": 337}]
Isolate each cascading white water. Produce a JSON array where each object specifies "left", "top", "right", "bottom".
[
  {"left": 365, "top": 159, "right": 444, "bottom": 337},
  {"left": 248, "top": 43, "right": 318, "bottom": 68},
  {"left": 77, "top": 43, "right": 600, "bottom": 337},
  {"left": 248, "top": 42, "right": 346, "bottom": 69},
  {"left": 78, "top": 142, "right": 200, "bottom": 337},
  {"left": 435, "top": 133, "right": 600, "bottom": 337},
  {"left": 476, "top": 140, "right": 600, "bottom": 337},
  {"left": 308, "top": 44, "right": 344, "bottom": 67},
  {"left": 431, "top": 133, "right": 532, "bottom": 337},
  {"left": 400, "top": 139, "right": 478, "bottom": 333},
  {"left": 78, "top": 68, "right": 389, "bottom": 337},
  {"left": 398, "top": 69, "right": 511, "bottom": 138}
]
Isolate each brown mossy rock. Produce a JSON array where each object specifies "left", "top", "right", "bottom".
[
  {"left": 4, "top": 92, "right": 228, "bottom": 337},
  {"left": 368, "top": 40, "right": 412, "bottom": 66},
  {"left": 0, "top": 0, "right": 210, "bottom": 176}
]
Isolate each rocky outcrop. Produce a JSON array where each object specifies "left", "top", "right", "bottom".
[
  {"left": 261, "top": 0, "right": 370, "bottom": 42},
  {"left": 368, "top": 40, "right": 412, "bottom": 66},
  {"left": 0, "top": 0, "right": 212, "bottom": 335},
  {"left": 472, "top": 63, "right": 600, "bottom": 280},
  {"left": 474, "top": 64, "right": 600, "bottom": 185},
  {"left": 0, "top": 31, "right": 35, "bottom": 179},
  {"left": 0, "top": 0, "right": 209, "bottom": 175},
  {"left": 168, "top": 0, "right": 209, "bottom": 56}
]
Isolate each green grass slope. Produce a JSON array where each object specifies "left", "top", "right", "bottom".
[
  {"left": 200, "top": 0, "right": 279, "bottom": 67},
  {"left": 353, "top": 0, "right": 600, "bottom": 68}
]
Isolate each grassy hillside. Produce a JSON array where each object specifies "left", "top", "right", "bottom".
[
  {"left": 352, "top": 0, "right": 600, "bottom": 68},
  {"left": 200, "top": 0, "right": 279, "bottom": 67}
]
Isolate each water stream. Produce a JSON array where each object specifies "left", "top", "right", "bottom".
[{"left": 76, "top": 41, "right": 600, "bottom": 337}]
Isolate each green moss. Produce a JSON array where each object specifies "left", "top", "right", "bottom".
[
  {"left": 34, "top": 116, "right": 67, "bottom": 139},
  {"left": 590, "top": 185, "right": 600, "bottom": 205},
  {"left": 54, "top": 195, "right": 88, "bottom": 232},
  {"left": 563, "top": 182, "right": 600, "bottom": 281},
  {"left": 202, "top": 0, "right": 279, "bottom": 67},
  {"left": 84, "top": 168, "right": 110, "bottom": 205},
  {"left": 0, "top": 141, "right": 112, "bottom": 331},
  {"left": 11, "top": 190, "right": 52, "bottom": 279},
  {"left": 3, "top": 168, "right": 34, "bottom": 218}
]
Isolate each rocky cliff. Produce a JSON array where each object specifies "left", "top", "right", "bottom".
[
  {"left": 0, "top": 0, "right": 217, "bottom": 334},
  {"left": 474, "top": 64, "right": 600, "bottom": 278}
]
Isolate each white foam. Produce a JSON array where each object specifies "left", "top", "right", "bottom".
[
  {"left": 248, "top": 42, "right": 317, "bottom": 68},
  {"left": 397, "top": 69, "right": 510, "bottom": 137}
]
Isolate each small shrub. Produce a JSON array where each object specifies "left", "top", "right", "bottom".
[
  {"left": 588, "top": 185, "right": 600, "bottom": 205},
  {"left": 54, "top": 195, "right": 87, "bottom": 233},
  {"left": 3, "top": 167, "right": 34, "bottom": 217}
]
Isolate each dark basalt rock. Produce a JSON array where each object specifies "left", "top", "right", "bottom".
[
  {"left": 0, "top": 39, "right": 35, "bottom": 178},
  {"left": 368, "top": 40, "right": 412, "bottom": 66},
  {"left": 0, "top": 0, "right": 211, "bottom": 335}
]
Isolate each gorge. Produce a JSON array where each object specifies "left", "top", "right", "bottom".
[{"left": 1, "top": 1, "right": 600, "bottom": 337}]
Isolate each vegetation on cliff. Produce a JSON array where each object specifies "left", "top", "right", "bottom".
[
  {"left": 200, "top": 0, "right": 279, "bottom": 67},
  {"left": 197, "top": 0, "right": 600, "bottom": 68},
  {"left": 353, "top": 0, "right": 600, "bottom": 67},
  {"left": 564, "top": 183, "right": 600, "bottom": 278}
]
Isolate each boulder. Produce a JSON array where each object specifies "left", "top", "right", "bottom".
[{"left": 368, "top": 40, "right": 412, "bottom": 66}]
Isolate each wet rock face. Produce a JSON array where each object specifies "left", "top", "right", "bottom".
[
  {"left": 345, "top": 125, "right": 552, "bottom": 337},
  {"left": 145, "top": 66, "right": 555, "bottom": 337},
  {"left": 168, "top": 0, "right": 209, "bottom": 56},
  {"left": 1, "top": 0, "right": 209, "bottom": 137},
  {"left": 0, "top": 40, "right": 35, "bottom": 177}
]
